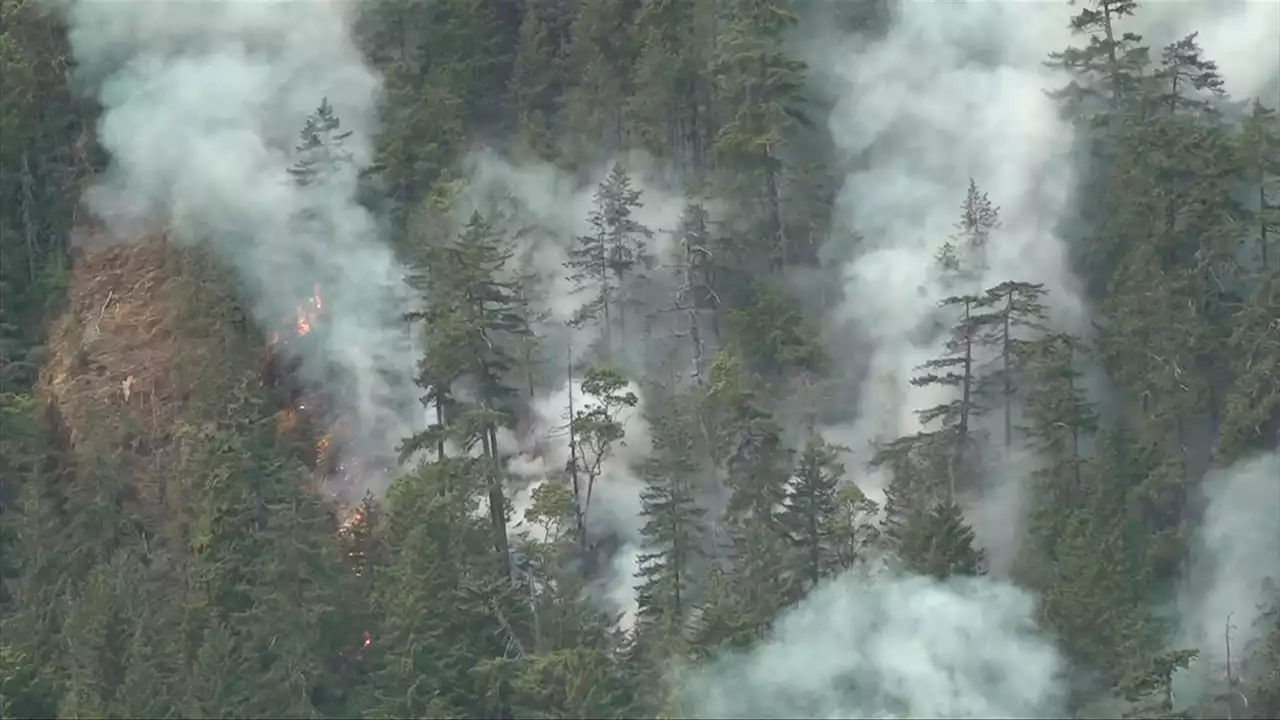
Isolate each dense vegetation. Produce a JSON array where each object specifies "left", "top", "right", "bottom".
[{"left": 1, "top": 0, "right": 1277, "bottom": 718}]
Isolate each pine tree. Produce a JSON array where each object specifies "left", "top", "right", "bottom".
[
  {"left": 703, "top": 350, "right": 796, "bottom": 617},
  {"left": 1219, "top": 277, "right": 1280, "bottom": 459},
  {"left": 565, "top": 164, "right": 653, "bottom": 358},
  {"left": 403, "top": 211, "right": 531, "bottom": 572},
  {"left": 634, "top": 393, "right": 706, "bottom": 630},
  {"left": 363, "top": 459, "right": 512, "bottom": 718},
  {"left": 1021, "top": 333, "right": 1098, "bottom": 509},
  {"left": 779, "top": 436, "right": 845, "bottom": 589},
  {"left": 911, "top": 292, "right": 988, "bottom": 499},
  {"left": 710, "top": 0, "right": 810, "bottom": 272},
  {"left": 510, "top": 0, "right": 574, "bottom": 160},
  {"left": 563, "top": 0, "right": 639, "bottom": 159},
  {"left": 705, "top": 352, "right": 792, "bottom": 529},
  {"left": 1039, "top": 428, "right": 1166, "bottom": 687},
  {"left": 1016, "top": 333, "right": 1100, "bottom": 588},
  {"left": 936, "top": 179, "right": 999, "bottom": 288},
  {"left": 895, "top": 501, "right": 985, "bottom": 580},
  {"left": 1239, "top": 99, "right": 1280, "bottom": 272},
  {"left": 1149, "top": 32, "right": 1224, "bottom": 119},
  {"left": 289, "top": 97, "right": 354, "bottom": 188},
  {"left": 628, "top": 0, "right": 714, "bottom": 172},
  {"left": 1045, "top": 0, "right": 1149, "bottom": 127},
  {"left": 976, "top": 280, "right": 1049, "bottom": 448}
]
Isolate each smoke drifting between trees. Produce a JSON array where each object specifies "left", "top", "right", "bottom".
[{"left": 1, "top": 1, "right": 1278, "bottom": 719}]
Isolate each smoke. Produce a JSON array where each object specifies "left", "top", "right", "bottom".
[
  {"left": 455, "top": 149, "right": 693, "bottom": 626},
  {"left": 681, "top": 570, "right": 1065, "bottom": 719},
  {"left": 459, "top": 149, "right": 688, "bottom": 359},
  {"left": 805, "top": 1, "right": 1088, "bottom": 568},
  {"left": 53, "top": 0, "right": 418, "bottom": 499},
  {"left": 1133, "top": 0, "right": 1280, "bottom": 104},
  {"left": 1173, "top": 452, "right": 1280, "bottom": 705},
  {"left": 506, "top": 377, "right": 653, "bottom": 630}
]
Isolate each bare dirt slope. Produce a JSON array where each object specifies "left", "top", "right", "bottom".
[
  {"left": 37, "top": 231, "right": 352, "bottom": 532},
  {"left": 38, "top": 236, "right": 196, "bottom": 519}
]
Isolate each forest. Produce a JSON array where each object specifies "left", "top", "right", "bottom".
[{"left": 0, "top": 0, "right": 1278, "bottom": 718}]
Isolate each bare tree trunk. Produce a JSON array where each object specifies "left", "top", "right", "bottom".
[{"left": 566, "top": 352, "right": 586, "bottom": 554}]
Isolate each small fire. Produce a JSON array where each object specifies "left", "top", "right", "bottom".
[
  {"left": 296, "top": 282, "right": 323, "bottom": 337},
  {"left": 337, "top": 505, "right": 365, "bottom": 536},
  {"left": 316, "top": 433, "right": 334, "bottom": 472},
  {"left": 270, "top": 282, "right": 324, "bottom": 346}
]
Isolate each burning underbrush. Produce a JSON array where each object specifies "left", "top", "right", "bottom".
[
  {"left": 40, "top": 228, "right": 383, "bottom": 567},
  {"left": 33, "top": 224, "right": 381, "bottom": 669},
  {"left": 261, "top": 283, "right": 385, "bottom": 510}
]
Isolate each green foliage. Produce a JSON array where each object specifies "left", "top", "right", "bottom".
[
  {"left": 635, "top": 393, "right": 706, "bottom": 627},
  {"left": 725, "top": 283, "right": 824, "bottom": 376},
  {"left": 778, "top": 437, "right": 846, "bottom": 588},
  {"left": 565, "top": 164, "right": 654, "bottom": 357},
  {"left": 6, "top": 1, "right": 1280, "bottom": 717},
  {"left": 893, "top": 501, "right": 985, "bottom": 580},
  {"left": 361, "top": 460, "right": 510, "bottom": 719}
]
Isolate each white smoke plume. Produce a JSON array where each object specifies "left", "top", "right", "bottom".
[
  {"left": 459, "top": 149, "right": 687, "bottom": 355},
  {"left": 816, "top": 0, "right": 1088, "bottom": 444},
  {"left": 506, "top": 377, "right": 653, "bottom": 630},
  {"left": 456, "top": 150, "right": 691, "bottom": 626},
  {"left": 807, "top": 1, "right": 1089, "bottom": 568},
  {"left": 682, "top": 571, "right": 1066, "bottom": 719},
  {"left": 1133, "top": 1, "right": 1279, "bottom": 104},
  {"left": 53, "top": 0, "right": 418, "bottom": 499},
  {"left": 1174, "top": 452, "right": 1280, "bottom": 707}
]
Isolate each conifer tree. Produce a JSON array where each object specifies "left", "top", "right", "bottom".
[
  {"left": 566, "top": 164, "right": 653, "bottom": 358},
  {"left": 629, "top": 0, "right": 714, "bottom": 172},
  {"left": 710, "top": 0, "right": 810, "bottom": 272},
  {"left": 895, "top": 500, "right": 985, "bottom": 580},
  {"left": 1045, "top": 0, "right": 1149, "bottom": 127},
  {"left": 1239, "top": 100, "right": 1280, "bottom": 271},
  {"left": 936, "top": 179, "right": 999, "bottom": 288},
  {"left": 1149, "top": 32, "right": 1224, "bottom": 118},
  {"left": 911, "top": 292, "right": 988, "bottom": 499},
  {"left": 563, "top": 0, "right": 638, "bottom": 158},
  {"left": 977, "top": 280, "right": 1049, "bottom": 447},
  {"left": 1020, "top": 332, "right": 1098, "bottom": 510},
  {"left": 403, "top": 211, "right": 531, "bottom": 571},
  {"left": 363, "top": 459, "right": 512, "bottom": 718},
  {"left": 779, "top": 436, "right": 845, "bottom": 589},
  {"left": 635, "top": 393, "right": 706, "bottom": 629},
  {"left": 511, "top": 0, "right": 574, "bottom": 160},
  {"left": 289, "top": 97, "right": 354, "bottom": 188}
]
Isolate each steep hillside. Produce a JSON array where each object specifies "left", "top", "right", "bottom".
[
  {"left": 3, "top": 1, "right": 1278, "bottom": 718},
  {"left": 40, "top": 236, "right": 192, "bottom": 519},
  {"left": 3, "top": 233, "right": 372, "bottom": 718},
  {"left": 39, "top": 232, "right": 358, "bottom": 513}
]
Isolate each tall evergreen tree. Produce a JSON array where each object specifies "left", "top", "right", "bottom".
[
  {"left": 634, "top": 393, "right": 706, "bottom": 632},
  {"left": 911, "top": 292, "right": 988, "bottom": 500},
  {"left": 779, "top": 436, "right": 845, "bottom": 589},
  {"left": 289, "top": 97, "right": 355, "bottom": 188},
  {"left": 403, "top": 211, "right": 531, "bottom": 572},
  {"left": 710, "top": 0, "right": 811, "bottom": 272},
  {"left": 565, "top": 164, "right": 653, "bottom": 358},
  {"left": 1045, "top": 0, "right": 1149, "bottom": 127},
  {"left": 976, "top": 280, "right": 1049, "bottom": 448}
]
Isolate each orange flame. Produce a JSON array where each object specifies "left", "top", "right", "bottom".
[{"left": 271, "top": 282, "right": 325, "bottom": 345}]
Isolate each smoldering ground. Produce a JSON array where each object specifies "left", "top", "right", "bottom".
[{"left": 53, "top": 0, "right": 419, "bottom": 500}]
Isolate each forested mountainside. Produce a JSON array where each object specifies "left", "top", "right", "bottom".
[{"left": 1, "top": 0, "right": 1278, "bottom": 717}]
